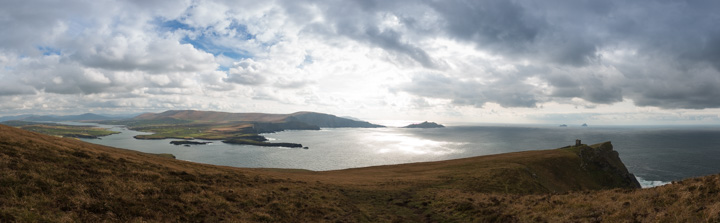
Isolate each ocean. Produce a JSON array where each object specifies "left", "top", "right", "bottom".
[{"left": 72, "top": 122, "right": 720, "bottom": 188}]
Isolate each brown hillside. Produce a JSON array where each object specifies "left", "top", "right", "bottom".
[
  {"left": 2, "top": 124, "right": 720, "bottom": 222},
  {"left": 132, "top": 110, "right": 383, "bottom": 128},
  {"left": 134, "top": 110, "right": 292, "bottom": 123}
]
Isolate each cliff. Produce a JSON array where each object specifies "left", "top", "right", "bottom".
[
  {"left": 2, "top": 124, "right": 718, "bottom": 222},
  {"left": 575, "top": 142, "right": 641, "bottom": 188}
]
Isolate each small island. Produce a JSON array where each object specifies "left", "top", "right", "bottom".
[
  {"left": 222, "top": 138, "right": 303, "bottom": 148},
  {"left": 559, "top": 124, "right": 568, "bottom": 127},
  {"left": 169, "top": 140, "right": 212, "bottom": 146},
  {"left": 582, "top": 123, "right": 588, "bottom": 127},
  {"left": 403, "top": 121, "right": 445, "bottom": 128}
]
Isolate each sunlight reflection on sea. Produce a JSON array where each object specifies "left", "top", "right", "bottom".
[{"left": 364, "top": 130, "right": 463, "bottom": 155}]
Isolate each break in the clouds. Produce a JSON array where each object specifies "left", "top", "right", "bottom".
[{"left": 1, "top": 0, "right": 720, "bottom": 123}]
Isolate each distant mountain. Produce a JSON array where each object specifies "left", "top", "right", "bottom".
[
  {"left": 0, "top": 114, "right": 33, "bottom": 122},
  {"left": 94, "top": 113, "right": 142, "bottom": 119},
  {"left": 133, "top": 110, "right": 385, "bottom": 128},
  {"left": 288, "top": 112, "right": 384, "bottom": 128},
  {"left": 403, "top": 121, "right": 445, "bottom": 128},
  {"left": 0, "top": 113, "right": 122, "bottom": 122},
  {"left": 133, "top": 110, "right": 291, "bottom": 123},
  {"left": 24, "top": 113, "right": 113, "bottom": 121},
  {"left": 340, "top": 116, "right": 363, "bottom": 121}
]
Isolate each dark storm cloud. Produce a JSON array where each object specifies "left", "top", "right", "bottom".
[
  {"left": 316, "top": 0, "right": 720, "bottom": 109},
  {"left": 427, "top": 0, "right": 544, "bottom": 54},
  {"left": 359, "top": 27, "right": 436, "bottom": 68},
  {"left": 545, "top": 72, "right": 623, "bottom": 104},
  {"left": 298, "top": 0, "right": 442, "bottom": 68},
  {"left": 401, "top": 73, "right": 539, "bottom": 108},
  {"left": 0, "top": 82, "right": 35, "bottom": 96},
  {"left": 0, "top": 1, "right": 93, "bottom": 53},
  {"left": 624, "top": 65, "right": 720, "bottom": 109},
  {"left": 3, "top": 0, "right": 720, "bottom": 113}
]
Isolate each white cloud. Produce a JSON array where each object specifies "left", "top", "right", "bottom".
[
  {"left": 225, "top": 59, "right": 267, "bottom": 85},
  {"left": 1, "top": 0, "right": 720, "bottom": 125}
]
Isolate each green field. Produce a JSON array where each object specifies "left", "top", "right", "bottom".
[
  {"left": 99, "top": 119, "right": 302, "bottom": 147},
  {"left": 100, "top": 119, "right": 256, "bottom": 139},
  {"left": 1, "top": 121, "right": 119, "bottom": 139}
]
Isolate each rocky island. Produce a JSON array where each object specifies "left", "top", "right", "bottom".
[
  {"left": 403, "top": 121, "right": 445, "bottom": 128},
  {"left": 169, "top": 140, "right": 212, "bottom": 146},
  {"left": 221, "top": 138, "right": 303, "bottom": 148}
]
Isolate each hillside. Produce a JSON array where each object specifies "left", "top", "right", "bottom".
[
  {"left": 133, "top": 110, "right": 291, "bottom": 123},
  {"left": 2, "top": 124, "right": 720, "bottom": 222},
  {"left": 0, "top": 113, "right": 124, "bottom": 122},
  {"left": 288, "top": 112, "right": 384, "bottom": 128},
  {"left": 116, "top": 110, "right": 384, "bottom": 145},
  {"left": 134, "top": 110, "right": 384, "bottom": 128},
  {"left": 0, "top": 121, "right": 119, "bottom": 139}
]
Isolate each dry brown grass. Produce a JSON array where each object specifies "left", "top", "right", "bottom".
[{"left": 1, "top": 124, "right": 719, "bottom": 222}]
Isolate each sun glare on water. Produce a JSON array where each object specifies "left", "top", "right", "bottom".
[{"left": 365, "top": 131, "right": 463, "bottom": 155}]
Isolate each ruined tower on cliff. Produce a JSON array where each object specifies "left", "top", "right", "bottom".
[{"left": 575, "top": 139, "right": 582, "bottom": 146}]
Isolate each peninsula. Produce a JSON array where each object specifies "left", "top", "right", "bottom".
[
  {"left": 0, "top": 120, "right": 119, "bottom": 139},
  {"left": 100, "top": 110, "right": 384, "bottom": 148}
]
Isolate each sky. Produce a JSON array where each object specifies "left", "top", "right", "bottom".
[{"left": 1, "top": 0, "right": 720, "bottom": 125}]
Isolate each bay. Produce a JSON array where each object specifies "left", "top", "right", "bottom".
[{"left": 66, "top": 121, "right": 720, "bottom": 188}]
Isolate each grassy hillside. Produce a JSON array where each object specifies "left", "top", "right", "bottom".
[
  {"left": 131, "top": 110, "right": 383, "bottom": 128},
  {"left": 1, "top": 121, "right": 119, "bottom": 139},
  {"left": 133, "top": 110, "right": 291, "bottom": 123},
  {"left": 1, "top": 124, "right": 720, "bottom": 222}
]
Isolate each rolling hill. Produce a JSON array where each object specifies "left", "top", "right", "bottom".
[
  {"left": 0, "top": 113, "right": 120, "bottom": 122},
  {"left": 113, "top": 110, "right": 383, "bottom": 143},
  {"left": 2, "top": 124, "right": 720, "bottom": 222},
  {"left": 133, "top": 110, "right": 384, "bottom": 128}
]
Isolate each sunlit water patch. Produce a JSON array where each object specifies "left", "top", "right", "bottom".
[{"left": 361, "top": 130, "right": 464, "bottom": 155}]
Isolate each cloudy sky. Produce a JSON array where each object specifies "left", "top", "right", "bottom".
[{"left": 1, "top": 0, "right": 720, "bottom": 125}]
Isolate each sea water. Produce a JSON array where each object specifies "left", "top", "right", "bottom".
[{"left": 69, "top": 122, "right": 720, "bottom": 188}]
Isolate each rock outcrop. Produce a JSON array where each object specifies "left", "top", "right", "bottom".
[{"left": 576, "top": 142, "right": 641, "bottom": 188}]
